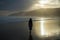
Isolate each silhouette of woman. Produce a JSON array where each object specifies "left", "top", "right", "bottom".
[{"left": 28, "top": 18, "right": 33, "bottom": 31}]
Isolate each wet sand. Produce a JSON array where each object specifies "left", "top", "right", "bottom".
[{"left": 0, "top": 16, "right": 60, "bottom": 40}]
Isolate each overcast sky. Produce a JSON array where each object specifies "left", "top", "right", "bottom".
[
  {"left": 0, "top": 0, "right": 36, "bottom": 16},
  {"left": 0, "top": 0, "right": 60, "bottom": 16},
  {"left": 0, "top": 0, "right": 37, "bottom": 10},
  {"left": 0, "top": 0, "right": 60, "bottom": 10}
]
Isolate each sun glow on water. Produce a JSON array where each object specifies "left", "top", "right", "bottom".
[
  {"left": 34, "top": 18, "right": 60, "bottom": 38},
  {"left": 40, "top": 18, "right": 45, "bottom": 36}
]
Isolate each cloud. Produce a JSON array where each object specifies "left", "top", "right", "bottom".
[
  {"left": 0, "top": 0, "right": 37, "bottom": 10},
  {"left": 0, "top": 10, "right": 16, "bottom": 16}
]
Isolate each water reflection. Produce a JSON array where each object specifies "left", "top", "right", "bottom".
[
  {"left": 33, "top": 17, "right": 60, "bottom": 37},
  {"left": 28, "top": 31, "right": 33, "bottom": 40},
  {"left": 40, "top": 18, "right": 45, "bottom": 36}
]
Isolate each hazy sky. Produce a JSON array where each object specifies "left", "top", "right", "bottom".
[
  {"left": 0, "top": 0, "right": 37, "bottom": 10},
  {"left": 0, "top": 0, "right": 60, "bottom": 10},
  {"left": 0, "top": 0, "right": 36, "bottom": 16},
  {"left": 0, "top": 0, "right": 60, "bottom": 16}
]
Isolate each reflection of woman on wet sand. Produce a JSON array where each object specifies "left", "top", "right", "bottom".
[{"left": 29, "top": 33, "right": 33, "bottom": 40}]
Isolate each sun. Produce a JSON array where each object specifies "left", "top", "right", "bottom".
[
  {"left": 32, "top": 0, "right": 49, "bottom": 9},
  {"left": 28, "top": 0, "right": 49, "bottom": 10},
  {"left": 38, "top": 0, "right": 49, "bottom": 7},
  {"left": 39, "top": 0, "right": 48, "bottom": 4}
]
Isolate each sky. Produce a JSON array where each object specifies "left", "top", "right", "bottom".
[
  {"left": 0, "top": 0, "right": 60, "bottom": 10},
  {"left": 0, "top": 0, "right": 37, "bottom": 10},
  {"left": 0, "top": 0, "right": 60, "bottom": 16},
  {"left": 0, "top": 0, "right": 37, "bottom": 16}
]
